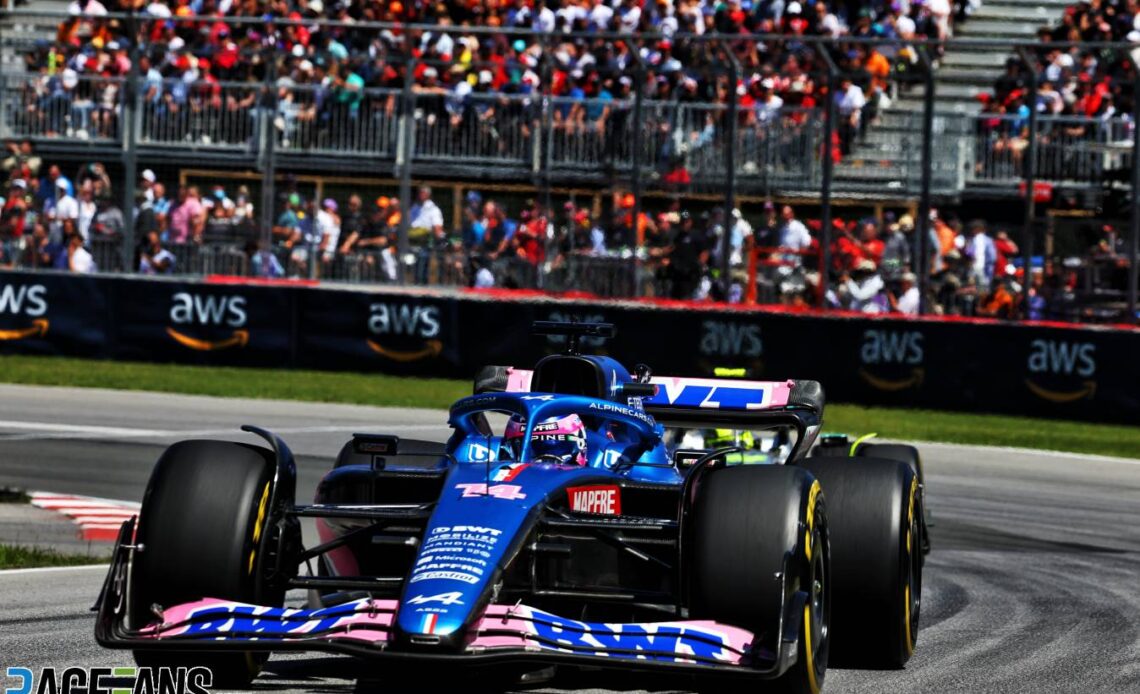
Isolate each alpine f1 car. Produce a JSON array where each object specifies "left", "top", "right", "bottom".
[{"left": 95, "top": 322, "right": 927, "bottom": 693}]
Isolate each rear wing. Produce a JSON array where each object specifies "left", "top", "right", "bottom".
[
  {"left": 490, "top": 367, "right": 824, "bottom": 458},
  {"left": 498, "top": 368, "right": 822, "bottom": 416}
]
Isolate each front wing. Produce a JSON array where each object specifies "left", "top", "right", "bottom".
[{"left": 95, "top": 527, "right": 791, "bottom": 679}]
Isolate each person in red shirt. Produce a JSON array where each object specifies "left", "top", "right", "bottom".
[
  {"left": 993, "top": 230, "right": 1019, "bottom": 276},
  {"left": 857, "top": 218, "right": 885, "bottom": 266}
]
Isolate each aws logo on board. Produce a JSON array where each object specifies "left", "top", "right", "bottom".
[
  {"left": 1025, "top": 339, "right": 1097, "bottom": 403},
  {"left": 366, "top": 302, "right": 442, "bottom": 362},
  {"left": 699, "top": 320, "right": 762, "bottom": 359},
  {"left": 858, "top": 329, "right": 925, "bottom": 391},
  {"left": 0, "top": 283, "right": 50, "bottom": 342},
  {"left": 166, "top": 292, "right": 249, "bottom": 351}
]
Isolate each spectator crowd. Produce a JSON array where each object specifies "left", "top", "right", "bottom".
[
  {"left": 10, "top": 0, "right": 969, "bottom": 168},
  {"left": 5, "top": 139, "right": 1129, "bottom": 322},
  {"left": 976, "top": 0, "right": 1139, "bottom": 181}
]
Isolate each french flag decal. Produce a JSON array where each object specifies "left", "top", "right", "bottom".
[{"left": 421, "top": 613, "right": 438, "bottom": 634}]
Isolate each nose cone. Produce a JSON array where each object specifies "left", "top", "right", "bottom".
[{"left": 394, "top": 462, "right": 612, "bottom": 648}]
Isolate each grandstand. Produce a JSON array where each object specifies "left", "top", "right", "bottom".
[{"left": 0, "top": 0, "right": 1136, "bottom": 323}]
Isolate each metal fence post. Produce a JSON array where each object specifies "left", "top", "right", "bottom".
[
  {"left": 1130, "top": 70, "right": 1140, "bottom": 324},
  {"left": 722, "top": 46, "right": 740, "bottom": 293},
  {"left": 915, "top": 46, "right": 937, "bottom": 315},
  {"left": 258, "top": 51, "right": 277, "bottom": 255},
  {"left": 818, "top": 48, "right": 839, "bottom": 308},
  {"left": 1018, "top": 47, "right": 1039, "bottom": 317},
  {"left": 397, "top": 55, "right": 416, "bottom": 284},
  {"left": 119, "top": 10, "right": 141, "bottom": 274},
  {"left": 629, "top": 48, "right": 647, "bottom": 294}
]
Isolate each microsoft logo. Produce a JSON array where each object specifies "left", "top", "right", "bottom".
[{"left": 4, "top": 667, "right": 211, "bottom": 694}]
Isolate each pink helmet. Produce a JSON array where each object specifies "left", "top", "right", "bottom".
[{"left": 503, "top": 414, "right": 588, "bottom": 466}]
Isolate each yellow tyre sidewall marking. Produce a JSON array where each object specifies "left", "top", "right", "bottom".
[
  {"left": 248, "top": 481, "right": 271, "bottom": 575},
  {"left": 904, "top": 476, "right": 918, "bottom": 655},
  {"left": 804, "top": 603, "right": 821, "bottom": 694},
  {"left": 803, "top": 480, "right": 823, "bottom": 692}
]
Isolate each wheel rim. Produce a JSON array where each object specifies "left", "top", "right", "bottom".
[
  {"left": 904, "top": 489, "right": 922, "bottom": 655},
  {"left": 808, "top": 523, "right": 829, "bottom": 674}
]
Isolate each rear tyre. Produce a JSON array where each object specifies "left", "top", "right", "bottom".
[
  {"left": 856, "top": 443, "right": 930, "bottom": 554},
  {"left": 131, "top": 440, "right": 281, "bottom": 688},
  {"left": 799, "top": 457, "right": 921, "bottom": 669},
  {"left": 690, "top": 465, "right": 829, "bottom": 693}
]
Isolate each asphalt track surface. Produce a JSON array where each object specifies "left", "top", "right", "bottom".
[{"left": 1, "top": 384, "right": 1139, "bottom": 694}]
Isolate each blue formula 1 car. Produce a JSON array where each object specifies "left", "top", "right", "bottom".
[{"left": 95, "top": 322, "right": 926, "bottom": 693}]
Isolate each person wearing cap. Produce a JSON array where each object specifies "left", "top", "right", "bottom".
[
  {"left": 202, "top": 184, "right": 235, "bottom": 217},
  {"left": 336, "top": 194, "right": 368, "bottom": 255},
  {"left": 46, "top": 178, "right": 79, "bottom": 244},
  {"left": 140, "top": 169, "right": 157, "bottom": 202},
  {"left": 964, "top": 219, "right": 997, "bottom": 294},
  {"left": 893, "top": 272, "right": 920, "bottom": 315},
  {"left": 1, "top": 179, "right": 30, "bottom": 266},
  {"left": 667, "top": 210, "right": 708, "bottom": 300},
  {"left": 317, "top": 197, "right": 342, "bottom": 267},
  {"left": 844, "top": 259, "right": 888, "bottom": 313},
  {"left": 273, "top": 192, "right": 304, "bottom": 247}
]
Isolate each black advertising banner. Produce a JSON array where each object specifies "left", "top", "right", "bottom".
[
  {"left": 295, "top": 289, "right": 462, "bottom": 375},
  {"left": 0, "top": 272, "right": 109, "bottom": 357},
  {"left": 110, "top": 277, "right": 294, "bottom": 368},
  {"left": 1, "top": 270, "right": 1137, "bottom": 424}
]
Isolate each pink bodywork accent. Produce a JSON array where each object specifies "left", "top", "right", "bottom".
[
  {"left": 505, "top": 368, "right": 794, "bottom": 409},
  {"left": 139, "top": 598, "right": 756, "bottom": 664}
]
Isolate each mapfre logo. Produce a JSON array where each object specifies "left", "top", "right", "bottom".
[
  {"left": 0, "top": 283, "right": 49, "bottom": 342},
  {"left": 1025, "top": 339, "right": 1097, "bottom": 402},
  {"left": 567, "top": 485, "right": 621, "bottom": 515},
  {"left": 166, "top": 292, "right": 249, "bottom": 351},
  {"left": 857, "top": 329, "right": 924, "bottom": 391},
  {"left": 699, "top": 320, "right": 762, "bottom": 358},
  {"left": 366, "top": 302, "right": 442, "bottom": 361}
]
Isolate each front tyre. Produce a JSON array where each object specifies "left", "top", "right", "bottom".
[
  {"left": 800, "top": 457, "right": 921, "bottom": 668},
  {"left": 689, "top": 465, "right": 829, "bottom": 693},
  {"left": 130, "top": 440, "right": 282, "bottom": 688}
]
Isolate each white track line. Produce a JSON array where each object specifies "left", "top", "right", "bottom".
[
  {"left": 893, "top": 439, "right": 1140, "bottom": 466},
  {"left": 0, "top": 564, "right": 108, "bottom": 576},
  {"left": 0, "top": 422, "right": 445, "bottom": 442}
]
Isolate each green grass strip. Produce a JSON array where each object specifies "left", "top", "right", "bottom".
[
  {"left": 0, "top": 354, "right": 1136, "bottom": 459},
  {"left": 0, "top": 543, "right": 106, "bottom": 569}
]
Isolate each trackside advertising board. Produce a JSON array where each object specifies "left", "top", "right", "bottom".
[{"left": 1, "top": 271, "right": 1136, "bottom": 423}]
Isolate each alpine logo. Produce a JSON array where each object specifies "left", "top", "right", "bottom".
[
  {"left": 455, "top": 483, "right": 527, "bottom": 500},
  {"left": 406, "top": 591, "right": 465, "bottom": 606},
  {"left": 567, "top": 485, "right": 621, "bottom": 515}
]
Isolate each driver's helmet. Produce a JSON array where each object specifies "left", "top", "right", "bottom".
[{"left": 503, "top": 413, "right": 588, "bottom": 466}]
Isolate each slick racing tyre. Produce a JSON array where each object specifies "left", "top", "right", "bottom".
[
  {"left": 689, "top": 465, "right": 829, "bottom": 694},
  {"left": 131, "top": 440, "right": 281, "bottom": 688},
  {"left": 799, "top": 457, "right": 922, "bottom": 669},
  {"left": 855, "top": 442, "right": 926, "bottom": 490},
  {"left": 856, "top": 443, "right": 930, "bottom": 555}
]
